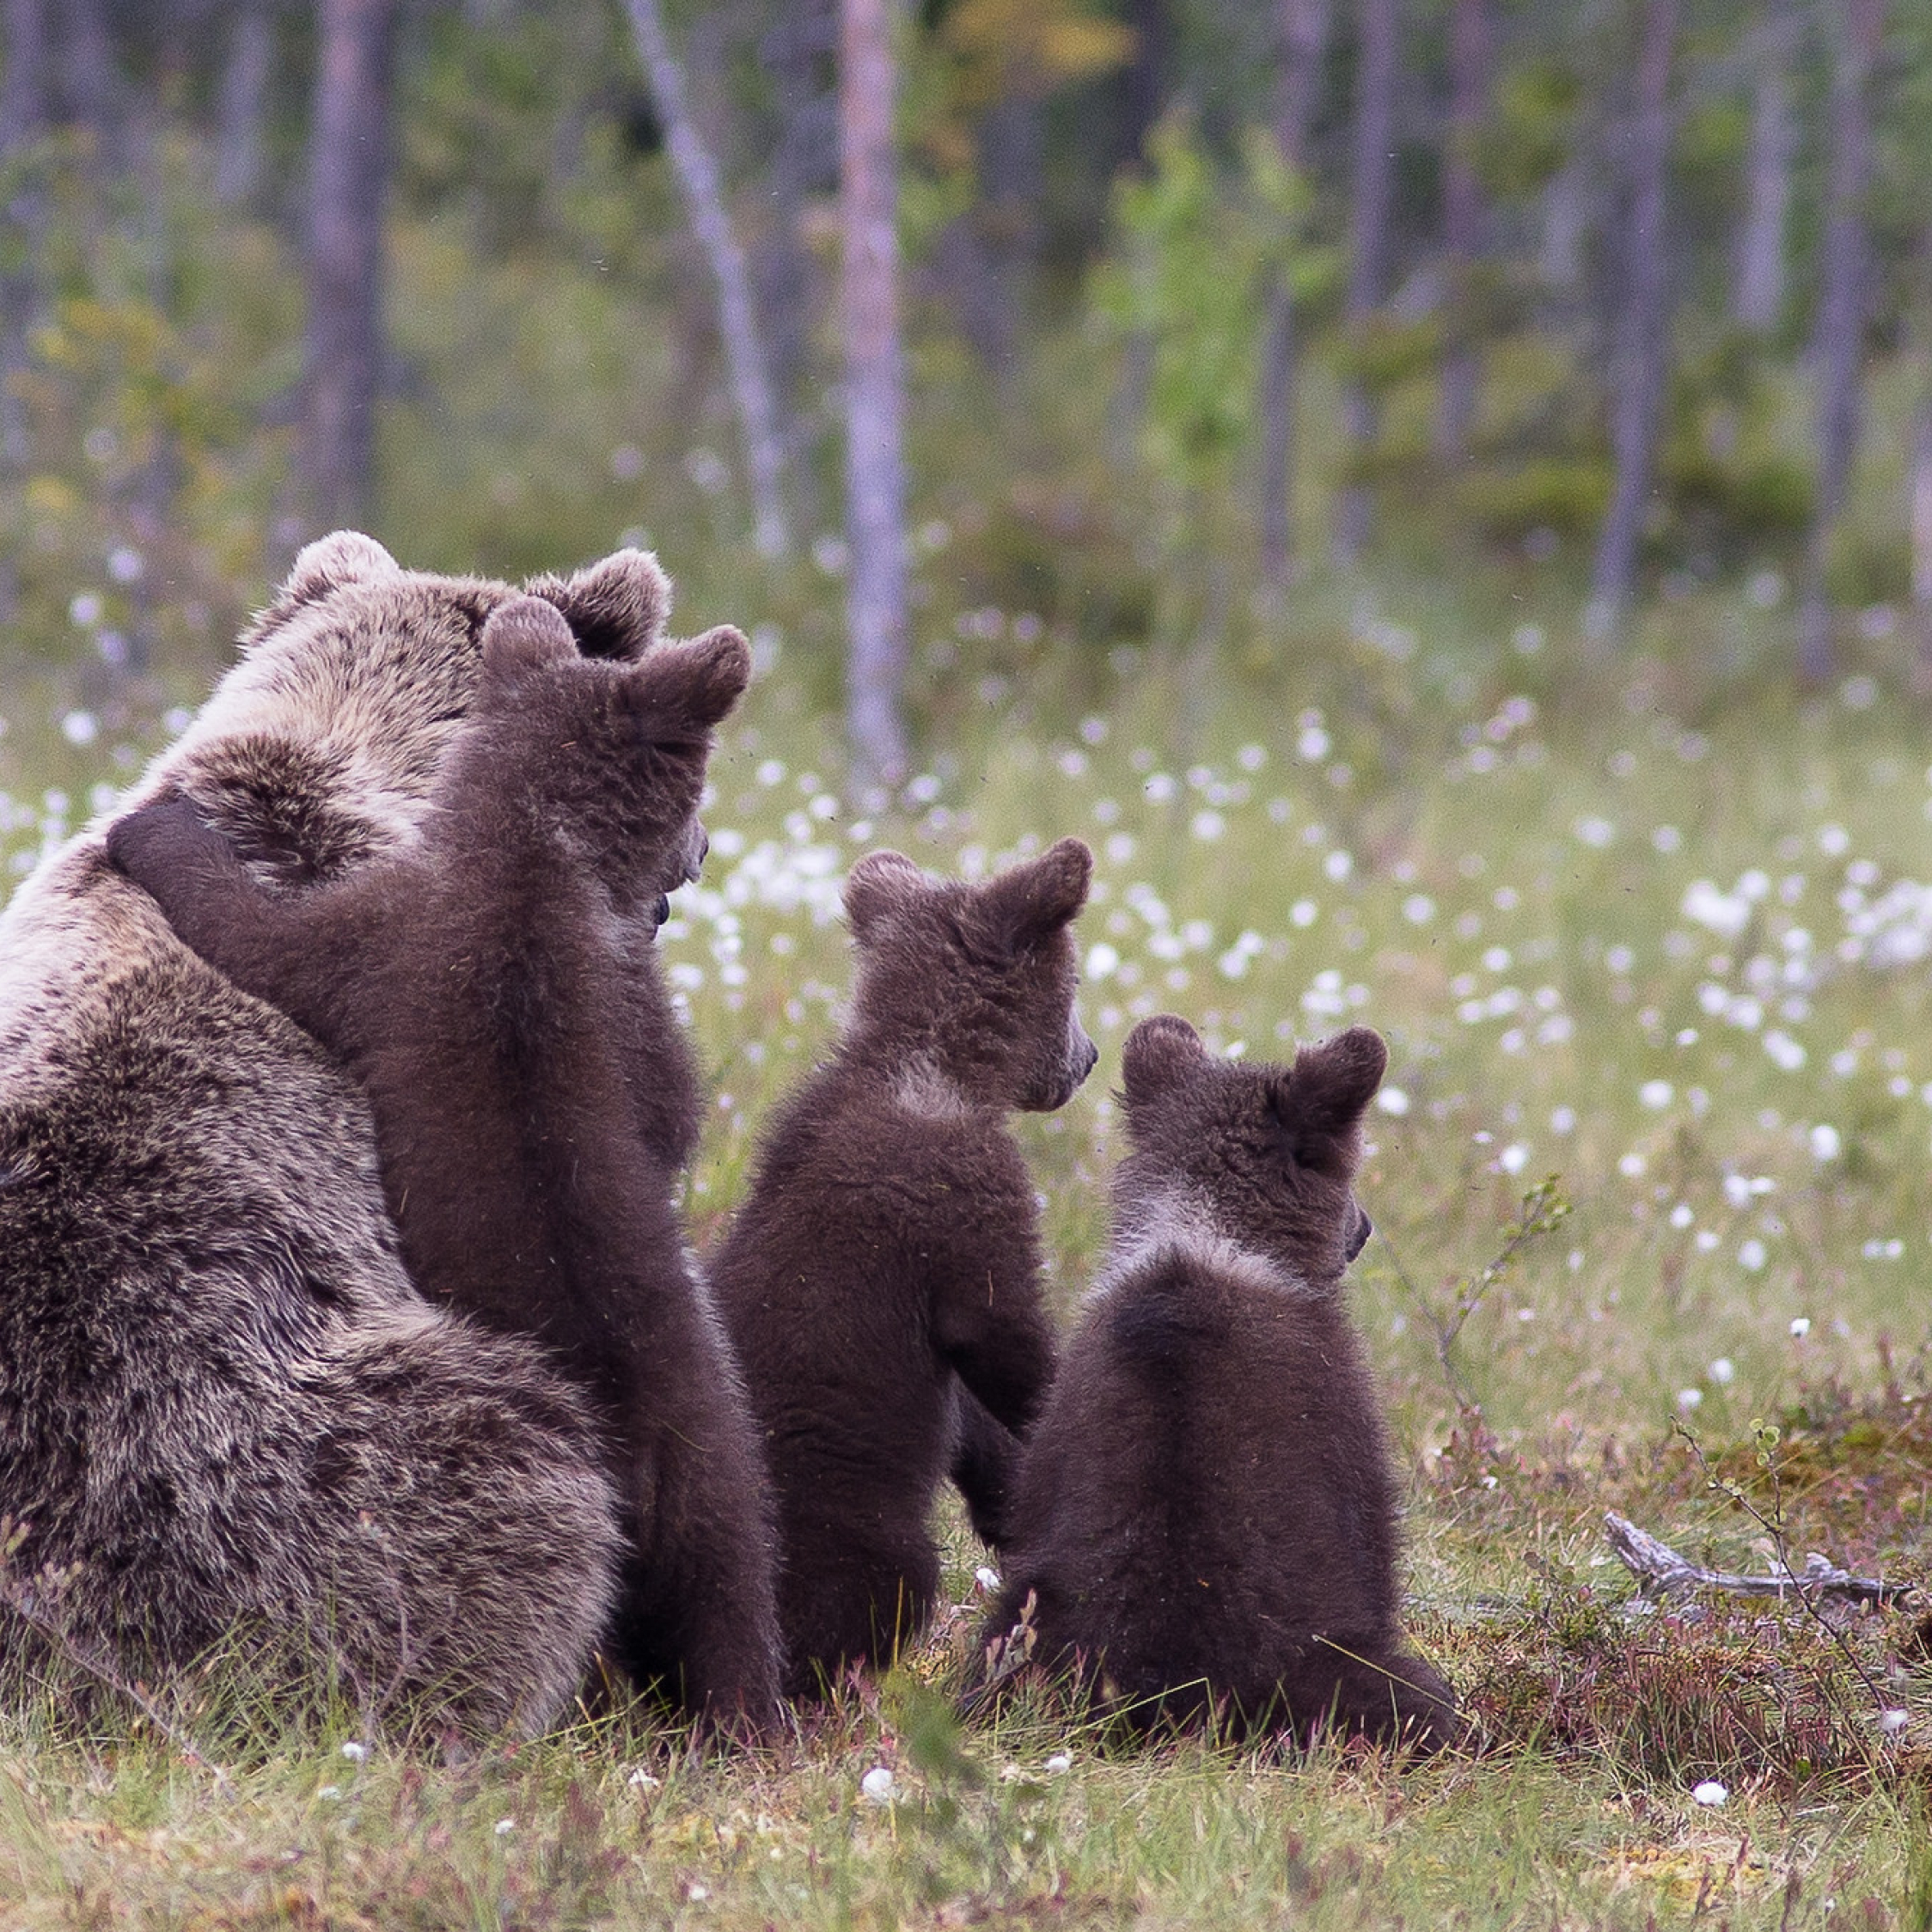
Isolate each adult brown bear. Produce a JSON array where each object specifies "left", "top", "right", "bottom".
[{"left": 0, "top": 533, "right": 762, "bottom": 1733}]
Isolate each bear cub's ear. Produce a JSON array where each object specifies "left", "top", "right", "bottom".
[
  {"left": 977, "top": 836, "right": 1093, "bottom": 955},
  {"left": 480, "top": 594, "right": 579, "bottom": 686},
  {"left": 845, "top": 850, "right": 926, "bottom": 938},
  {"left": 627, "top": 626, "right": 753, "bottom": 739},
  {"left": 526, "top": 548, "right": 673, "bottom": 662},
  {"left": 1268, "top": 1025, "right": 1387, "bottom": 1175},
  {"left": 1121, "top": 1012, "right": 1206, "bottom": 1104}
]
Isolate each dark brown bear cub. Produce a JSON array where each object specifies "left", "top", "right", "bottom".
[
  {"left": 988, "top": 1014, "right": 1459, "bottom": 1752},
  {"left": 710, "top": 840, "right": 1097, "bottom": 1695},
  {"left": 104, "top": 593, "right": 781, "bottom": 1730}
]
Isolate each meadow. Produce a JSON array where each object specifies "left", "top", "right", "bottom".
[{"left": 2, "top": 555, "right": 1931, "bottom": 1929}]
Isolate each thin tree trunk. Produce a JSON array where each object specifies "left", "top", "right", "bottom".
[
  {"left": 58, "top": 0, "right": 117, "bottom": 162},
  {"left": 303, "top": 0, "right": 399, "bottom": 535},
  {"left": 840, "top": 0, "right": 909, "bottom": 787},
  {"left": 1587, "top": 0, "right": 1679, "bottom": 639},
  {"left": 1911, "top": 398, "right": 1932, "bottom": 694},
  {"left": 1116, "top": 0, "right": 1169, "bottom": 167},
  {"left": 1257, "top": 0, "right": 1330, "bottom": 590},
  {"left": 623, "top": 0, "right": 792, "bottom": 560},
  {"left": 1538, "top": 156, "right": 1587, "bottom": 294},
  {"left": 1733, "top": 0, "right": 1798, "bottom": 334},
  {"left": 1436, "top": 0, "right": 1488, "bottom": 458},
  {"left": 1, "top": 0, "right": 50, "bottom": 477},
  {"left": 216, "top": 3, "right": 274, "bottom": 207},
  {"left": 756, "top": 0, "right": 835, "bottom": 514},
  {"left": 1797, "top": 0, "right": 1885, "bottom": 686},
  {"left": 1333, "top": 0, "right": 1397, "bottom": 566}
]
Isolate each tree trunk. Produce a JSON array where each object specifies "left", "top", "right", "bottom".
[
  {"left": 840, "top": 0, "right": 910, "bottom": 788},
  {"left": 1733, "top": 0, "right": 1798, "bottom": 334},
  {"left": 57, "top": 0, "right": 118, "bottom": 161},
  {"left": 1911, "top": 396, "right": 1932, "bottom": 694},
  {"left": 1, "top": 0, "right": 50, "bottom": 476},
  {"left": 1257, "top": 0, "right": 1330, "bottom": 590},
  {"left": 216, "top": 2, "right": 274, "bottom": 207},
  {"left": 1333, "top": 0, "right": 1397, "bottom": 566},
  {"left": 303, "top": 0, "right": 398, "bottom": 535},
  {"left": 623, "top": 0, "right": 792, "bottom": 560},
  {"left": 1587, "top": 0, "right": 1679, "bottom": 639},
  {"left": 1436, "top": 0, "right": 1488, "bottom": 458},
  {"left": 756, "top": 0, "right": 835, "bottom": 512},
  {"left": 1796, "top": 0, "right": 1885, "bottom": 686},
  {"left": 1116, "top": 0, "right": 1170, "bottom": 168}
]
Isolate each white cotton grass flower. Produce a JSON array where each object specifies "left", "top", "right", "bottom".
[
  {"left": 1678, "top": 1388, "right": 1703, "bottom": 1411},
  {"left": 1044, "top": 1752, "right": 1073, "bottom": 1775},
  {"left": 1739, "top": 1239, "right": 1768, "bottom": 1272},
  {"left": 339, "top": 1740, "right": 367, "bottom": 1763},
  {"left": 1878, "top": 1709, "right": 1910, "bottom": 1736},
  {"left": 1709, "top": 1357, "right": 1735, "bottom": 1387},
  {"left": 1808, "top": 1123, "right": 1842, "bottom": 1161},
  {"left": 860, "top": 1766, "right": 896, "bottom": 1806},
  {"left": 974, "top": 1565, "right": 1000, "bottom": 1593},
  {"left": 1376, "top": 1086, "right": 1411, "bottom": 1117},
  {"left": 1790, "top": 1317, "right": 1812, "bottom": 1338},
  {"left": 1690, "top": 1780, "right": 1728, "bottom": 1807},
  {"left": 627, "top": 1767, "right": 662, "bottom": 1791},
  {"left": 1640, "top": 1080, "right": 1673, "bottom": 1110},
  {"left": 494, "top": 1818, "right": 516, "bottom": 1836}
]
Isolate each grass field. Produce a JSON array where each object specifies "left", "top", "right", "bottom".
[{"left": 3, "top": 569, "right": 1932, "bottom": 1927}]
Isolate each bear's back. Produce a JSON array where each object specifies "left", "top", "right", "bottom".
[{"left": 1005, "top": 1247, "right": 1399, "bottom": 1709}]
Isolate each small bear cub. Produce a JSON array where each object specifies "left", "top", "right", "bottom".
[
  {"left": 710, "top": 838, "right": 1097, "bottom": 1695},
  {"left": 104, "top": 590, "right": 782, "bottom": 1730},
  {"left": 988, "top": 1014, "right": 1459, "bottom": 1752}
]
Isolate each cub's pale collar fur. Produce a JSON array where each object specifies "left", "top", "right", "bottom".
[
  {"left": 1088, "top": 1187, "right": 1317, "bottom": 1303},
  {"left": 885, "top": 1056, "right": 975, "bottom": 1122}
]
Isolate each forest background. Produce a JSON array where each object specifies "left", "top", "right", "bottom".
[{"left": 7, "top": 1, "right": 1932, "bottom": 1927}]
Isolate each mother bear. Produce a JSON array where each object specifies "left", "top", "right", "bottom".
[{"left": 0, "top": 533, "right": 765, "bottom": 1732}]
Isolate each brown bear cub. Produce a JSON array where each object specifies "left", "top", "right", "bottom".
[
  {"left": 987, "top": 1015, "right": 1460, "bottom": 1752},
  {"left": 104, "top": 592, "right": 781, "bottom": 1730},
  {"left": 709, "top": 840, "right": 1097, "bottom": 1695}
]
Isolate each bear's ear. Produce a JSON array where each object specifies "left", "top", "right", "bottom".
[
  {"left": 627, "top": 625, "right": 751, "bottom": 737},
  {"left": 975, "top": 837, "right": 1093, "bottom": 953},
  {"left": 263, "top": 531, "right": 399, "bottom": 622},
  {"left": 1121, "top": 1013, "right": 1206, "bottom": 1104},
  {"left": 845, "top": 850, "right": 926, "bottom": 938},
  {"left": 527, "top": 549, "right": 671, "bottom": 662},
  {"left": 480, "top": 594, "right": 578, "bottom": 686},
  {"left": 1269, "top": 1025, "right": 1387, "bottom": 1173}
]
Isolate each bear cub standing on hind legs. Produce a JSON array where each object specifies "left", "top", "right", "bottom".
[
  {"left": 987, "top": 1014, "right": 1461, "bottom": 1752},
  {"left": 709, "top": 839, "right": 1097, "bottom": 1695},
  {"left": 105, "top": 590, "right": 781, "bottom": 1731}
]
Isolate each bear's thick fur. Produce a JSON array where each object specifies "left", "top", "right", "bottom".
[
  {"left": 988, "top": 1016, "right": 1460, "bottom": 1752},
  {"left": 0, "top": 534, "right": 740, "bottom": 1731},
  {"left": 102, "top": 593, "right": 780, "bottom": 1726},
  {"left": 709, "top": 840, "right": 1097, "bottom": 1694}
]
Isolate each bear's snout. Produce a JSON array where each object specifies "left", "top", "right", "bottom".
[{"left": 1346, "top": 1202, "right": 1373, "bottom": 1263}]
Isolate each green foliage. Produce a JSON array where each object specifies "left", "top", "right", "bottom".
[{"left": 1090, "top": 115, "right": 1334, "bottom": 501}]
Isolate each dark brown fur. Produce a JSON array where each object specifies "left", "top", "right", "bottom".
[
  {"left": 989, "top": 1016, "right": 1460, "bottom": 1752},
  {"left": 101, "top": 593, "right": 780, "bottom": 1727},
  {"left": 709, "top": 841, "right": 1097, "bottom": 1694}
]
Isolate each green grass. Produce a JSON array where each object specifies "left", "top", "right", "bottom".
[{"left": 5, "top": 576, "right": 1932, "bottom": 1926}]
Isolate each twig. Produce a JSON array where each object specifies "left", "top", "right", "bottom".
[
  {"left": 0, "top": 1564, "right": 233, "bottom": 1792},
  {"left": 1379, "top": 1175, "right": 1569, "bottom": 1404},
  {"left": 1603, "top": 1511, "right": 1911, "bottom": 1608}
]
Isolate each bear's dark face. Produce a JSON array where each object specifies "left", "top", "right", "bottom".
[
  {"left": 1114, "top": 1015, "right": 1385, "bottom": 1291},
  {"left": 461, "top": 596, "right": 750, "bottom": 924},
  {"left": 841, "top": 838, "right": 1098, "bottom": 1113}
]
